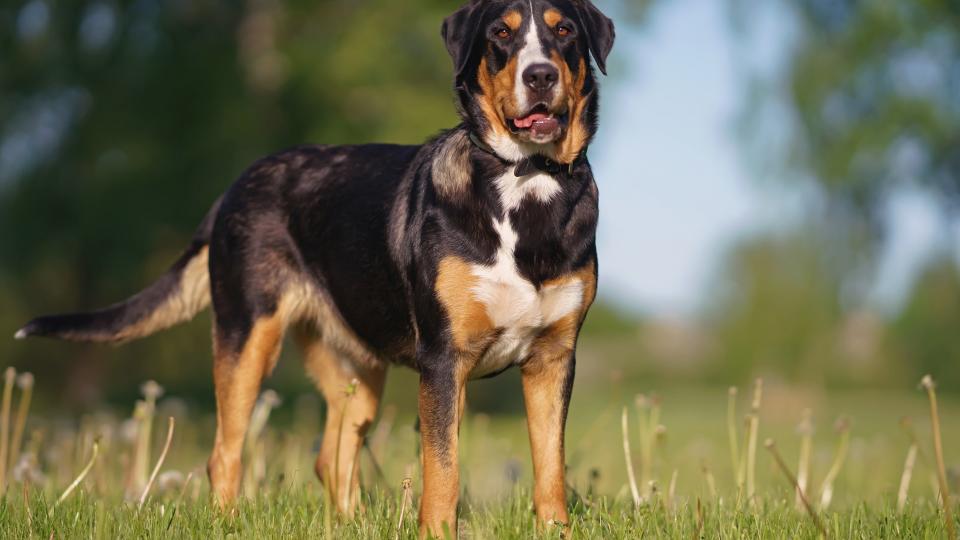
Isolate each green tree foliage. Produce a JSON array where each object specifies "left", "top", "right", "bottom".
[
  {"left": 891, "top": 255, "right": 960, "bottom": 388},
  {"left": 705, "top": 228, "right": 843, "bottom": 384},
  {"left": 0, "top": 0, "right": 463, "bottom": 404},
  {"left": 717, "top": 0, "right": 960, "bottom": 388},
  {"left": 764, "top": 0, "right": 960, "bottom": 222}
]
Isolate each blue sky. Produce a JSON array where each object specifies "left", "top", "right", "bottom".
[{"left": 589, "top": 0, "right": 948, "bottom": 317}]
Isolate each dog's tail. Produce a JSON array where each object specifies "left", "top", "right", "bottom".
[{"left": 14, "top": 197, "right": 223, "bottom": 343}]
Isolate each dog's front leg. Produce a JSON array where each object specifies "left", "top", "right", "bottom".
[
  {"left": 522, "top": 340, "right": 577, "bottom": 527},
  {"left": 417, "top": 364, "right": 466, "bottom": 538}
]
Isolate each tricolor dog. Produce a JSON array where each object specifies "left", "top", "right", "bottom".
[{"left": 16, "top": 0, "right": 614, "bottom": 535}]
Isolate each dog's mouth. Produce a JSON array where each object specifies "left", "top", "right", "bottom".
[{"left": 507, "top": 104, "right": 567, "bottom": 142}]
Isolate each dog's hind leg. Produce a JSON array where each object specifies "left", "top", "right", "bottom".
[
  {"left": 296, "top": 330, "right": 386, "bottom": 515},
  {"left": 208, "top": 312, "right": 285, "bottom": 507}
]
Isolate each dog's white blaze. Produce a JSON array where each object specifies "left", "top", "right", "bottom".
[
  {"left": 495, "top": 170, "right": 561, "bottom": 210},
  {"left": 514, "top": 0, "right": 552, "bottom": 113},
  {"left": 467, "top": 170, "right": 581, "bottom": 377}
]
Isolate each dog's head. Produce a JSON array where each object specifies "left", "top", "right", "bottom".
[{"left": 443, "top": 0, "right": 614, "bottom": 163}]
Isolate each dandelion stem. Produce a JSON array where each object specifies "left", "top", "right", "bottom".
[
  {"left": 175, "top": 470, "right": 196, "bottom": 508},
  {"left": 642, "top": 394, "right": 661, "bottom": 497},
  {"left": 727, "top": 387, "right": 740, "bottom": 485},
  {"left": 621, "top": 406, "right": 641, "bottom": 507},
  {"left": 901, "top": 416, "right": 941, "bottom": 502},
  {"left": 138, "top": 417, "right": 175, "bottom": 509},
  {"left": 52, "top": 439, "right": 100, "bottom": 514},
  {"left": 9, "top": 373, "right": 33, "bottom": 479},
  {"left": 0, "top": 367, "right": 15, "bottom": 492},
  {"left": 896, "top": 444, "right": 918, "bottom": 514},
  {"left": 921, "top": 375, "right": 956, "bottom": 540},
  {"left": 765, "top": 439, "right": 828, "bottom": 539},
  {"left": 818, "top": 418, "right": 850, "bottom": 511},
  {"left": 796, "top": 408, "right": 813, "bottom": 512},
  {"left": 23, "top": 476, "right": 32, "bottom": 531},
  {"left": 395, "top": 477, "right": 412, "bottom": 540},
  {"left": 666, "top": 469, "right": 678, "bottom": 513},
  {"left": 695, "top": 497, "right": 705, "bottom": 539},
  {"left": 745, "top": 378, "right": 763, "bottom": 507},
  {"left": 701, "top": 460, "right": 717, "bottom": 501}
]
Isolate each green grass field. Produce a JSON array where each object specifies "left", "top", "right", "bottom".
[
  {"left": 1, "top": 490, "right": 955, "bottom": 539},
  {"left": 1, "top": 371, "right": 958, "bottom": 539}
]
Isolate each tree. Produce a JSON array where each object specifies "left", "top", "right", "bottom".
[
  {"left": 733, "top": 0, "right": 960, "bottom": 234},
  {"left": 0, "top": 0, "right": 464, "bottom": 403},
  {"left": 891, "top": 255, "right": 960, "bottom": 388}
]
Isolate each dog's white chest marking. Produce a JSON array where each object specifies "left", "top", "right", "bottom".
[{"left": 468, "top": 171, "right": 582, "bottom": 377}]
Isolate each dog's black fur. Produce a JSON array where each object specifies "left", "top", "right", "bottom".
[{"left": 17, "top": 0, "right": 614, "bottom": 534}]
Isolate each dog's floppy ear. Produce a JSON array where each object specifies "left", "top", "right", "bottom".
[
  {"left": 442, "top": 0, "right": 491, "bottom": 80},
  {"left": 574, "top": 0, "right": 615, "bottom": 75}
]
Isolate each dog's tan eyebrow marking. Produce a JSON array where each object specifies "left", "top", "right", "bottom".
[
  {"left": 503, "top": 10, "right": 523, "bottom": 31},
  {"left": 544, "top": 9, "right": 563, "bottom": 27}
]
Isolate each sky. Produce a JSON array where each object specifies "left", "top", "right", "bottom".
[{"left": 590, "top": 0, "right": 948, "bottom": 317}]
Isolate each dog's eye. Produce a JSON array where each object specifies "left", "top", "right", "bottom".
[
  {"left": 556, "top": 25, "right": 572, "bottom": 37},
  {"left": 495, "top": 28, "right": 511, "bottom": 40}
]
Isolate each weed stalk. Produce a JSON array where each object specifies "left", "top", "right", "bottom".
[
  {"left": 621, "top": 406, "right": 641, "bottom": 506},
  {"left": 896, "top": 444, "right": 918, "bottom": 513},
  {"left": 9, "top": 372, "right": 33, "bottom": 483},
  {"left": 727, "top": 386, "right": 740, "bottom": 487},
  {"left": 0, "top": 367, "right": 15, "bottom": 492},
  {"left": 52, "top": 438, "right": 100, "bottom": 515},
  {"left": 745, "top": 378, "right": 763, "bottom": 507},
  {"left": 818, "top": 417, "right": 850, "bottom": 511},
  {"left": 796, "top": 408, "right": 813, "bottom": 512},
  {"left": 921, "top": 375, "right": 956, "bottom": 540},
  {"left": 138, "top": 417, "right": 175, "bottom": 508},
  {"left": 700, "top": 460, "right": 717, "bottom": 501},
  {"left": 900, "top": 416, "right": 941, "bottom": 500},
  {"left": 396, "top": 477, "right": 412, "bottom": 540},
  {"left": 765, "top": 438, "right": 828, "bottom": 538}
]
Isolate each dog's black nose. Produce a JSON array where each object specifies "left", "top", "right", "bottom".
[{"left": 523, "top": 63, "right": 559, "bottom": 92}]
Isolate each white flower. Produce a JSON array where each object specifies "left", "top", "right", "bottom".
[
  {"left": 121, "top": 418, "right": 140, "bottom": 443},
  {"left": 16, "top": 372, "right": 34, "bottom": 390},
  {"left": 13, "top": 454, "right": 45, "bottom": 485},
  {"left": 141, "top": 380, "right": 165, "bottom": 401},
  {"left": 157, "top": 470, "right": 186, "bottom": 493}
]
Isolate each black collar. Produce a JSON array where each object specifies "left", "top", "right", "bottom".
[{"left": 468, "top": 132, "right": 580, "bottom": 176}]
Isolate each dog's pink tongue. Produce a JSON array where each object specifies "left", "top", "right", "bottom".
[
  {"left": 531, "top": 116, "right": 560, "bottom": 137},
  {"left": 514, "top": 112, "right": 548, "bottom": 129}
]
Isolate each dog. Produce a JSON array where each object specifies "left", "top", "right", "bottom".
[{"left": 16, "top": 0, "right": 614, "bottom": 535}]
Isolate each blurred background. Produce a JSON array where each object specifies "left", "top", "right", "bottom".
[{"left": 1, "top": 0, "right": 959, "bottom": 419}]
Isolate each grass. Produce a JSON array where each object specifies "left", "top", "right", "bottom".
[
  {"left": 0, "top": 369, "right": 958, "bottom": 538},
  {"left": 0, "top": 488, "right": 955, "bottom": 538}
]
